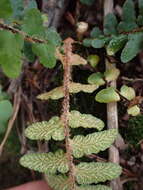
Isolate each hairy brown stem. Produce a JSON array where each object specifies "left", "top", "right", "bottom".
[{"left": 61, "top": 38, "right": 76, "bottom": 190}]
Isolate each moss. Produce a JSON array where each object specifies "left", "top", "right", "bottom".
[{"left": 125, "top": 115, "right": 143, "bottom": 146}]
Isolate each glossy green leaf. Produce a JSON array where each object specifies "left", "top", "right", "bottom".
[
  {"left": 88, "top": 72, "right": 105, "bottom": 86},
  {"left": 83, "top": 38, "right": 92, "bottom": 47},
  {"left": 46, "top": 28, "right": 61, "bottom": 46},
  {"left": 121, "top": 33, "right": 143, "bottom": 63},
  {"left": 0, "top": 31, "right": 23, "bottom": 78},
  {"left": 120, "top": 85, "right": 135, "bottom": 100},
  {"left": 95, "top": 87, "right": 120, "bottom": 103},
  {"left": 0, "top": 0, "right": 13, "bottom": 19},
  {"left": 127, "top": 105, "right": 140, "bottom": 116},
  {"left": 32, "top": 43, "right": 56, "bottom": 68},
  {"left": 106, "top": 35, "right": 128, "bottom": 56}
]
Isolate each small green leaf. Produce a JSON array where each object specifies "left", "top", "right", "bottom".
[
  {"left": 127, "top": 105, "right": 140, "bottom": 116},
  {"left": 88, "top": 72, "right": 105, "bottom": 86},
  {"left": 120, "top": 85, "right": 135, "bottom": 100},
  {"left": 32, "top": 43, "right": 56, "bottom": 68},
  {"left": 90, "top": 27, "right": 102, "bottom": 38},
  {"left": 95, "top": 87, "right": 120, "bottom": 103},
  {"left": 104, "top": 64, "right": 120, "bottom": 82},
  {"left": 76, "top": 162, "right": 122, "bottom": 184},
  {"left": 0, "top": 31, "right": 23, "bottom": 78},
  {"left": 0, "top": 100, "right": 13, "bottom": 133},
  {"left": 0, "top": 0, "right": 13, "bottom": 19},
  {"left": 46, "top": 28, "right": 61, "bottom": 46},
  {"left": 121, "top": 33, "right": 143, "bottom": 63},
  {"left": 91, "top": 39, "right": 105, "bottom": 48},
  {"left": 22, "top": 8, "right": 45, "bottom": 38},
  {"left": 106, "top": 35, "right": 128, "bottom": 56},
  {"left": 83, "top": 38, "right": 92, "bottom": 47},
  {"left": 10, "top": 0, "right": 24, "bottom": 20},
  {"left": 87, "top": 55, "right": 100, "bottom": 67},
  {"left": 104, "top": 13, "right": 118, "bottom": 35}
]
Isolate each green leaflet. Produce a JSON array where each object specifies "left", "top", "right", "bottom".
[
  {"left": 0, "top": 100, "right": 13, "bottom": 133},
  {"left": 37, "top": 82, "right": 99, "bottom": 100},
  {"left": 121, "top": 33, "right": 143, "bottom": 63},
  {"left": 104, "top": 13, "right": 118, "bottom": 35},
  {"left": 32, "top": 43, "right": 56, "bottom": 68},
  {"left": 25, "top": 117, "right": 65, "bottom": 141},
  {"left": 0, "top": 0, "right": 13, "bottom": 19},
  {"left": 0, "top": 31, "right": 24, "bottom": 78},
  {"left": 22, "top": 8, "right": 45, "bottom": 38},
  {"left": 71, "top": 129, "right": 118, "bottom": 158},
  {"left": 88, "top": 72, "right": 105, "bottom": 86},
  {"left": 87, "top": 55, "right": 100, "bottom": 67},
  {"left": 46, "top": 174, "right": 112, "bottom": 190},
  {"left": 25, "top": 111, "right": 104, "bottom": 141},
  {"left": 90, "top": 27, "right": 102, "bottom": 38},
  {"left": 91, "top": 39, "right": 105, "bottom": 48},
  {"left": 120, "top": 85, "right": 135, "bottom": 100},
  {"left": 118, "top": 0, "right": 137, "bottom": 32},
  {"left": 20, "top": 150, "right": 69, "bottom": 174},
  {"left": 76, "top": 162, "right": 122, "bottom": 184},
  {"left": 69, "top": 111, "right": 104, "bottom": 131},
  {"left": 46, "top": 28, "right": 62, "bottom": 46},
  {"left": 127, "top": 105, "right": 141, "bottom": 116},
  {"left": 106, "top": 35, "right": 128, "bottom": 56},
  {"left": 95, "top": 87, "right": 120, "bottom": 103},
  {"left": 83, "top": 38, "right": 93, "bottom": 47}
]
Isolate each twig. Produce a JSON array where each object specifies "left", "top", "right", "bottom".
[
  {"left": 0, "top": 88, "right": 21, "bottom": 155},
  {"left": 61, "top": 38, "right": 76, "bottom": 190},
  {"left": 0, "top": 21, "right": 46, "bottom": 44},
  {"left": 122, "top": 76, "right": 143, "bottom": 82},
  {"left": 104, "top": 1, "right": 123, "bottom": 190}
]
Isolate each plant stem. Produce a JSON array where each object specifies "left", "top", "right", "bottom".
[{"left": 61, "top": 38, "right": 76, "bottom": 190}]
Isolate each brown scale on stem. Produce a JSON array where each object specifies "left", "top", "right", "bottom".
[{"left": 61, "top": 37, "right": 76, "bottom": 190}]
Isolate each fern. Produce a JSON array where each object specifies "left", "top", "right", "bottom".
[
  {"left": 71, "top": 129, "right": 118, "bottom": 158},
  {"left": 45, "top": 174, "right": 112, "bottom": 190},
  {"left": 76, "top": 162, "right": 122, "bottom": 184},
  {"left": 37, "top": 82, "right": 99, "bottom": 100},
  {"left": 20, "top": 150, "right": 69, "bottom": 174}
]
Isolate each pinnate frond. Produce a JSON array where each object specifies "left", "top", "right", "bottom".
[
  {"left": 71, "top": 129, "right": 118, "bottom": 158},
  {"left": 37, "top": 82, "right": 99, "bottom": 100},
  {"left": 20, "top": 150, "right": 69, "bottom": 174},
  {"left": 25, "top": 116, "right": 64, "bottom": 141},
  {"left": 69, "top": 110, "right": 104, "bottom": 131},
  {"left": 45, "top": 174, "right": 112, "bottom": 190},
  {"left": 75, "top": 162, "right": 122, "bottom": 184}
]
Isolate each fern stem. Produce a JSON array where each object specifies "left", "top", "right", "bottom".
[{"left": 61, "top": 38, "right": 76, "bottom": 190}]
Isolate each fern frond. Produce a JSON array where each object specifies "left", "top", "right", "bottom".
[
  {"left": 25, "top": 116, "right": 64, "bottom": 141},
  {"left": 69, "top": 111, "right": 104, "bottom": 131},
  {"left": 71, "top": 129, "right": 118, "bottom": 158},
  {"left": 75, "top": 162, "right": 122, "bottom": 184},
  {"left": 45, "top": 174, "right": 112, "bottom": 190},
  {"left": 25, "top": 111, "right": 104, "bottom": 141},
  {"left": 20, "top": 150, "right": 69, "bottom": 174},
  {"left": 37, "top": 82, "right": 99, "bottom": 100}
]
